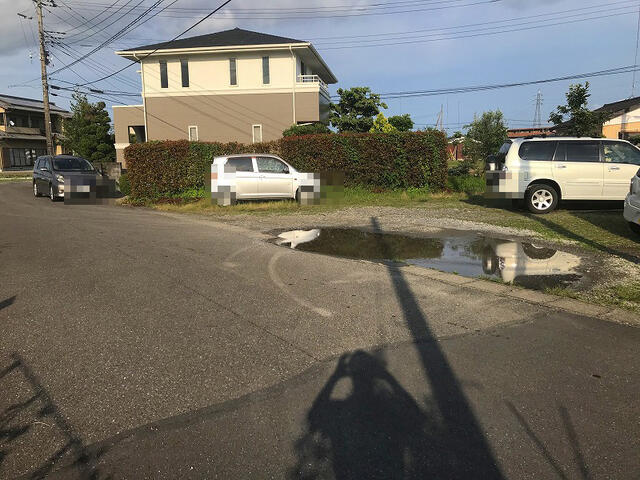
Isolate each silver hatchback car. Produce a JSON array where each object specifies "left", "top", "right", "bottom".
[{"left": 33, "top": 155, "right": 103, "bottom": 201}]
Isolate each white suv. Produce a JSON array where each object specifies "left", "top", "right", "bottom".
[{"left": 486, "top": 137, "right": 640, "bottom": 213}]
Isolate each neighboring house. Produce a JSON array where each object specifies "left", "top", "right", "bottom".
[
  {"left": 507, "top": 126, "right": 555, "bottom": 138},
  {"left": 599, "top": 96, "right": 640, "bottom": 140},
  {"left": 0, "top": 94, "right": 69, "bottom": 171},
  {"left": 113, "top": 28, "right": 338, "bottom": 166}
]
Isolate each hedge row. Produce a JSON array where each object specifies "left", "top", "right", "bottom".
[{"left": 124, "top": 131, "right": 448, "bottom": 199}]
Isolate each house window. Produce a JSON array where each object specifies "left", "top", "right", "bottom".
[
  {"left": 188, "top": 125, "right": 198, "bottom": 141},
  {"left": 300, "top": 60, "right": 306, "bottom": 76},
  {"left": 262, "top": 56, "right": 270, "bottom": 84},
  {"left": 180, "top": 59, "right": 189, "bottom": 87},
  {"left": 159, "top": 60, "right": 168, "bottom": 88},
  {"left": 229, "top": 58, "right": 237, "bottom": 85},
  {"left": 252, "top": 124, "right": 262, "bottom": 143}
]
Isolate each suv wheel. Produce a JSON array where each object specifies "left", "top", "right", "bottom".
[
  {"left": 526, "top": 184, "right": 558, "bottom": 214},
  {"left": 33, "top": 182, "right": 40, "bottom": 197}
]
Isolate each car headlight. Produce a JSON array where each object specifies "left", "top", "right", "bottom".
[{"left": 56, "top": 174, "right": 64, "bottom": 183}]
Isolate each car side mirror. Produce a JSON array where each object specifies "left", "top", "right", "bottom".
[{"left": 283, "top": 166, "right": 290, "bottom": 174}]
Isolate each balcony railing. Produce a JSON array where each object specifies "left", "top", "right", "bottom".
[
  {"left": 2, "top": 126, "right": 44, "bottom": 135},
  {"left": 297, "top": 74, "right": 328, "bottom": 91}
]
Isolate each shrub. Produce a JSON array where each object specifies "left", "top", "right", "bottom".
[
  {"left": 124, "top": 131, "right": 447, "bottom": 199},
  {"left": 118, "top": 172, "right": 130, "bottom": 196},
  {"left": 282, "top": 123, "right": 331, "bottom": 137}
]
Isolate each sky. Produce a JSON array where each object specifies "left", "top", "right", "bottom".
[{"left": 1, "top": 0, "right": 638, "bottom": 134}]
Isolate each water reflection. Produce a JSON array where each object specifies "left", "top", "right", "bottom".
[{"left": 274, "top": 228, "right": 583, "bottom": 290}]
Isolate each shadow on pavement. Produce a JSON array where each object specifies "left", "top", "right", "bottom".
[
  {"left": 0, "top": 353, "right": 108, "bottom": 480},
  {"left": 0, "top": 296, "right": 15, "bottom": 312},
  {"left": 291, "top": 217, "right": 504, "bottom": 479}
]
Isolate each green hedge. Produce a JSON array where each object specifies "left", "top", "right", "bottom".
[{"left": 124, "top": 131, "right": 447, "bottom": 199}]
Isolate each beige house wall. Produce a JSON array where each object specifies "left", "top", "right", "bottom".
[
  {"left": 113, "top": 105, "right": 144, "bottom": 166},
  {"left": 603, "top": 121, "right": 640, "bottom": 139},
  {"left": 145, "top": 91, "right": 320, "bottom": 144}
]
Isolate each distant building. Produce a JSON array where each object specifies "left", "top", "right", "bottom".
[
  {"left": 599, "top": 96, "right": 640, "bottom": 140},
  {"left": 0, "top": 94, "right": 70, "bottom": 170},
  {"left": 507, "top": 126, "right": 555, "bottom": 138},
  {"left": 113, "top": 28, "right": 338, "bottom": 166}
]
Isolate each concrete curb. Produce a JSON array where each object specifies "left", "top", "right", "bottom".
[{"left": 403, "top": 265, "right": 640, "bottom": 327}]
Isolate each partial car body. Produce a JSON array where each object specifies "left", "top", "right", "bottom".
[{"left": 624, "top": 168, "right": 640, "bottom": 235}]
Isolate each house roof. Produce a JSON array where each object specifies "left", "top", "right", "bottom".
[
  {"left": 117, "top": 27, "right": 337, "bottom": 84},
  {"left": 121, "top": 28, "right": 305, "bottom": 52},
  {"left": 0, "top": 94, "right": 69, "bottom": 114},
  {"left": 593, "top": 96, "right": 640, "bottom": 116}
]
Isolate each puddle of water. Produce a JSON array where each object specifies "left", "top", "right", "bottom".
[{"left": 273, "top": 228, "right": 584, "bottom": 290}]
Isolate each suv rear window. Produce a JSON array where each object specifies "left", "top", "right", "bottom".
[
  {"left": 518, "top": 141, "right": 557, "bottom": 161},
  {"left": 226, "top": 157, "right": 254, "bottom": 172}
]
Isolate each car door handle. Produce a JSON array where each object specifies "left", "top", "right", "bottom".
[
  {"left": 608, "top": 166, "right": 621, "bottom": 171},
  {"left": 556, "top": 165, "right": 567, "bottom": 169}
]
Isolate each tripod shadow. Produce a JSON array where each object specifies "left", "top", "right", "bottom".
[{"left": 0, "top": 353, "right": 108, "bottom": 479}]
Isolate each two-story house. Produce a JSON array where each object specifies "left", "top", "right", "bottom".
[
  {"left": 113, "top": 28, "right": 337, "bottom": 166},
  {"left": 0, "top": 94, "right": 69, "bottom": 171}
]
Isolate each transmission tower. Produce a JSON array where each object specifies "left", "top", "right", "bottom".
[{"left": 533, "top": 90, "right": 543, "bottom": 128}]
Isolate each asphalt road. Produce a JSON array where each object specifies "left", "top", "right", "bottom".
[{"left": 0, "top": 181, "right": 639, "bottom": 479}]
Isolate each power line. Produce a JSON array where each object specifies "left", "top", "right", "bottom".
[
  {"left": 332, "top": 65, "right": 640, "bottom": 100},
  {"left": 318, "top": 8, "right": 637, "bottom": 49},
  {"left": 66, "top": 0, "right": 233, "bottom": 88},
  {"left": 64, "top": 0, "right": 500, "bottom": 19}
]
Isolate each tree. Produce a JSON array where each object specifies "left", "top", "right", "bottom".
[
  {"left": 548, "top": 82, "right": 611, "bottom": 137},
  {"left": 369, "top": 113, "right": 397, "bottom": 133},
  {"left": 329, "top": 87, "right": 387, "bottom": 133},
  {"left": 463, "top": 110, "right": 508, "bottom": 161},
  {"left": 62, "top": 92, "right": 115, "bottom": 164},
  {"left": 283, "top": 123, "right": 331, "bottom": 137},
  {"left": 388, "top": 114, "right": 414, "bottom": 131}
]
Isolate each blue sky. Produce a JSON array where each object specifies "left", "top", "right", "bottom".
[{"left": 1, "top": 0, "right": 637, "bottom": 133}]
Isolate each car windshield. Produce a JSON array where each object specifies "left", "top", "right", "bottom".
[{"left": 53, "top": 157, "right": 94, "bottom": 172}]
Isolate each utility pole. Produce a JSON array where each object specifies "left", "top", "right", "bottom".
[
  {"left": 533, "top": 90, "right": 543, "bottom": 128},
  {"left": 36, "top": 0, "right": 54, "bottom": 155}
]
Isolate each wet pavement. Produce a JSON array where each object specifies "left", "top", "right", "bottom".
[{"left": 273, "top": 228, "right": 586, "bottom": 290}]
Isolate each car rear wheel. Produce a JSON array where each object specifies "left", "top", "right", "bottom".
[
  {"left": 526, "top": 184, "right": 558, "bottom": 214},
  {"left": 33, "top": 182, "right": 40, "bottom": 197},
  {"left": 629, "top": 222, "right": 640, "bottom": 236}
]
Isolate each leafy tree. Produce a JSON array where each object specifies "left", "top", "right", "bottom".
[
  {"left": 62, "top": 92, "right": 115, "bottom": 164},
  {"left": 388, "top": 114, "right": 414, "bottom": 131},
  {"left": 628, "top": 135, "right": 640, "bottom": 146},
  {"left": 283, "top": 123, "right": 331, "bottom": 137},
  {"left": 463, "top": 110, "right": 508, "bottom": 161},
  {"left": 329, "top": 87, "right": 387, "bottom": 133},
  {"left": 369, "top": 113, "right": 397, "bottom": 133},
  {"left": 461, "top": 110, "right": 508, "bottom": 174},
  {"left": 549, "top": 82, "right": 611, "bottom": 137}
]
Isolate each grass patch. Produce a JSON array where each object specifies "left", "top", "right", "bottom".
[{"left": 446, "top": 175, "right": 485, "bottom": 194}]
